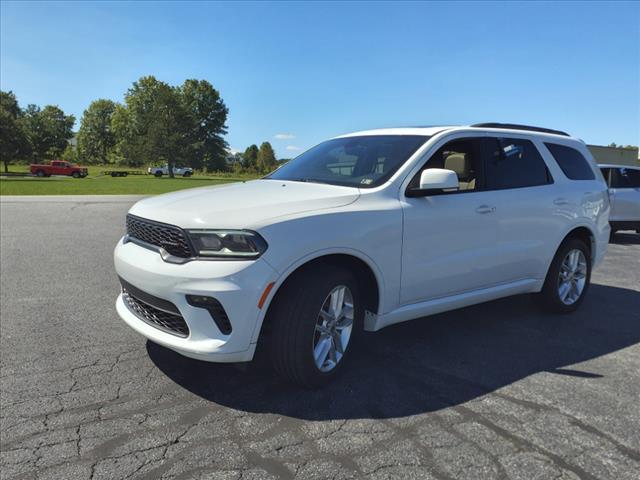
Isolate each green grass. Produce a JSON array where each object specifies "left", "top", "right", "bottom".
[{"left": 0, "top": 166, "right": 259, "bottom": 195}]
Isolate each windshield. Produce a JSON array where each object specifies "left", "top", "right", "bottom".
[{"left": 266, "top": 135, "right": 429, "bottom": 188}]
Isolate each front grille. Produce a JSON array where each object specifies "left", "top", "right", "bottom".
[
  {"left": 120, "top": 279, "right": 189, "bottom": 338},
  {"left": 126, "top": 214, "right": 193, "bottom": 258}
]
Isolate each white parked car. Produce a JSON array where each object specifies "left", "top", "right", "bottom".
[
  {"left": 598, "top": 164, "right": 640, "bottom": 236},
  {"left": 147, "top": 164, "right": 193, "bottom": 177},
  {"left": 115, "top": 123, "right": 610, "bottom": 386}
]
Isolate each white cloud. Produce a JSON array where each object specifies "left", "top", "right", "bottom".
[
  {"left": 275, "top": 133, "right": 296, "bottom": 140},
  {"left": 286, "top": 145, "right": 302, "bottom": 152}
]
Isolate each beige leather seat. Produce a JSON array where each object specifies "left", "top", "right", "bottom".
[{"left": 444, "top": 152, "right": 476, "bottom": 190}]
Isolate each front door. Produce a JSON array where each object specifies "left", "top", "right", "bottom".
[{"left": 400, "top": 136, "right": 501, "bottom": 304}]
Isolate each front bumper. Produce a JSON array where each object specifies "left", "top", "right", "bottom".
[{"left": 114, "top": 236, "right": 277, "bottom": 362}]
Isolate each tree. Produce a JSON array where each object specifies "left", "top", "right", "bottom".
[
  {"left": 113, "top": 76, "right": 192, "bottom": 177},
  {"left": 180, "top": 79, "right": 229, "bottom": 172},
  {"left": 60, "top": 144, "right": 78, "bottom": 163},
  {"left": 77, "top": 99, "right": 117, "bottom": 165},
  {"left": 0, "top": 91, "right": 31, "bottom": 173},
  {"left": 242, "top": 144, "right": 259, "bottom": 170},
  {"left": 257, "top": 141, "right": 277, "bottom": 173},
  {"left": 22, "top": 104, "right": 75, "bottom": 162}
]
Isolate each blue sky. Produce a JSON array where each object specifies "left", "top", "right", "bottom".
[{"left": 1, "top": 1, "right": 638, "bottom": 157}]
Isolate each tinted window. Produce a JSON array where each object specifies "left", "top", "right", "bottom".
[
  {"left": 545, "top": 143, "right": 595, "bottom": 180},
  {"left": 484, "top": 138, "right": 551, "bottom": 190},
  {"left": 268, "top": 135, "right": 428, "bottom": 188},
  {"left": 611, "top": 167, "right": 640, "bottom": 188},
  {"left": 409, "top": 138, "right": 484, "bottom": 192}
]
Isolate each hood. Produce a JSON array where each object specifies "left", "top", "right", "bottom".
[{"left": 128, "top": 179, "right": 360, "bottom": 229}]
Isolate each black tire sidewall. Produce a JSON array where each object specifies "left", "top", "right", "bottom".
[
  {"left": 270, "top": 265, "right": 362, "bottom": 387},
  {"left": 541, "top": 238, "right": 592, "bottom": 313}
]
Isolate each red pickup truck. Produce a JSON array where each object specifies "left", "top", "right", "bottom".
[{"left": 30, "top": 161, "right": 88, "bottom": 178}]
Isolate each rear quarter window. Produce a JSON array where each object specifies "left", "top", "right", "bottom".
[{"left": 545, "top": 143, "right": 595, "bottom": 180}]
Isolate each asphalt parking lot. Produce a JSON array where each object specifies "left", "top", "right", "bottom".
[{"left": 1, "top": 196, "right": 639, "bottom": 480}]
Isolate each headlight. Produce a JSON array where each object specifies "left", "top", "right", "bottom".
[{"left": 187, "top": 230, "right": 268, "bottom": 258}]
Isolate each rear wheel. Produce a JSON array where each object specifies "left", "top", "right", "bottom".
[
  {"left": 269, "top": 265, "right": 361, "bottom": 387},
  {"left": 36, "top": 170, "right": 45, "bottom": 177},
  {"left": 183, "top": 171, "right": 192, "bottom": 177},
  {"left": 72, "top": 171, "right": 80, "bottom": 178},
  {"left": 537, "top": 238, "right": 591, "bottom": 313},
  {"left": 154, "top": 171, "right": 163, "bottom": 177}
]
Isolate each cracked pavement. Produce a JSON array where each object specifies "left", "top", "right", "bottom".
[{"left": 1, "top": 196, "right": 639, "bottom": 479}]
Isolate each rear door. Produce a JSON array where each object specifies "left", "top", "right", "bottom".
[
  {"left": 610, "top": 167, "right": 640, "bottom": 222},
  {"left": 51, "top": 161, "right": 65, "bottom": 175},
  {"left": 480, "top": 136, "right": 560, "bottom": 282}
]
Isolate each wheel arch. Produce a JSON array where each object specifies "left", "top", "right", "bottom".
[
  {"left": 563, "top": 225, "right": 595, "bottom": 261},
  {"left": 546, "top": 225, "right": 596, "bottom": 274},
  {"left": 253, "top": 250, "right": 383, "bottom": 344}
]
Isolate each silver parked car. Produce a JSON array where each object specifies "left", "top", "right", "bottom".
[{"left": 599, "top": 164, "right": 640, "bottom": 236}]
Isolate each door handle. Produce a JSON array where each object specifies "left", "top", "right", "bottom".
[
  {"left": 553, "top": 198, "right": 569, "bottom": 206},
  {"left": 475, "top": 205, "right": 496, "bottom": 214}
]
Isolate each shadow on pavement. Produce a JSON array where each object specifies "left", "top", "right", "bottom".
[{"left": 148, "top": 283, "right": 640, "bottom": 420}]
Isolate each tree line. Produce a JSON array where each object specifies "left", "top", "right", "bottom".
[{"left": 1, "top": 76, "right": 281, "bottom": 175}]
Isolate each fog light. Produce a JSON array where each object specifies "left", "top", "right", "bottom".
[{"left": 186, "top": 295, "right": 232, "bottom": 335}]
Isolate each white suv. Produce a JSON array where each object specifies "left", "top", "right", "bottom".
[{"left": 115, "top": 123, "right": 610, "bottom": 386}]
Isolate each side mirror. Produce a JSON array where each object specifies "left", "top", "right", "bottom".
[{"left": 407, "top": 168, "right": 459, "bottom": 197}]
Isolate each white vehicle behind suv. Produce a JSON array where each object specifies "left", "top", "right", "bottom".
[
  {"left": 115, "top": 123, "right": 610, "bottom": 386},
  {"left": 148, "top": 164, "right": 193, "bottom": 177},
  {"left": 598, "top": 164, "right": 640, "bottom": 236}
]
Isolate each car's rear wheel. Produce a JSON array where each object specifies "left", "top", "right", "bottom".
[
  {"left": 183, "top": 171, "right": 192, "bottom": 177},
  {"left": 154, "top": 171, "right": 163, "bottom": 177},
  {"left": 269, "top": 265, "right": 361, "bottom": 387},
  {"left": 72, "top": 171, "right": 80, "bottom": 178},
  {"left": 537, "top": 237, "right": 591, "bottom": 313},
  {"left": 36, "top": 170, "right": 45, "bottom": 177}
]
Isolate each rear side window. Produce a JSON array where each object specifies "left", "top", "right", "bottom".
[
  {"left": 484, "top": 138, "right": 551, "bottom": 190},
  {"left": 611, "top": 168, "right": 640, "bottom": 188},
  {"left": 545, "top": 143, "right": 595, "bottom": 180}
]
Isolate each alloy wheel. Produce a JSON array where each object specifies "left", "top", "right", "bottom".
[
  {"left": 558, "top": 249, "right": 587, "bottom": 305},
  {"left": 312, "top": 285, "right": 354, "bottom": 372}
]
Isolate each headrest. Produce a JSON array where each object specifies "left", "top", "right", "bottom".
[{"left": 444, "top": 153, "right": 470, "bottom": 178}]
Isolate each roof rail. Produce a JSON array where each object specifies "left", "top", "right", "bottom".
[{"left": 471, "top": 123, "right": 570, "bottom": 137}]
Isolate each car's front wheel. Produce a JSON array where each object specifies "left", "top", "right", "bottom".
[
  {"left": 269, "top": 265, "right": 360, "bottom": 387},
  {"left": 537, "top": 237, "right": 591, "bottom": 313}
]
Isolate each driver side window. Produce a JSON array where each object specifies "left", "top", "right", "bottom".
[{"left": 409, "top": 137, "right": 484, "bottom": 192}]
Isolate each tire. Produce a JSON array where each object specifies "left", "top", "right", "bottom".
[
  {"left": 154, "top": 171, "right": 163, "bottom": 177},
  {"left": 269, "top": 265, "right": 361, "bottom": 387},
  {"left": 183, "top": 171, "right": 192, "bottom": 177},
  {"left": 537, "top": 237, "right": 591, "bottom": 313},
  {"left": 72, "top": 172, "right": 80, "bottom": 178},
  {"left": 36, "top": 170, "right": 45, "bottom": 177}
]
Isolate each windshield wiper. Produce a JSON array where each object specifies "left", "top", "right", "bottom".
[{"left": 293, "top": 178, "right": 331, "bottom": 185}]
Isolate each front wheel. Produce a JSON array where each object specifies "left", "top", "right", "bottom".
[
  {"left": 183, "top": 171, "right": 192, "bottom": 177},
  {"left": 269, "top": 265, "right": 361, "bottom": 387},
  {"left": 154, "top": 171, "right": 163, "bottom": 177},
  {"left": 537, "top": 238, "right": 591, "bottom": 313},
  {"left": 36, "top": 170, "right": 45, "bottom": 177},
  {"left": 72, "top": 172, "right": 80, "bottom": 178}
]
